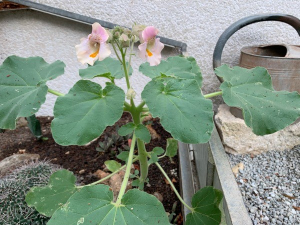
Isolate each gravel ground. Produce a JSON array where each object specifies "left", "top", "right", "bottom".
[{"left": 227, "top": 146, "right": 300, "bottom": 225}]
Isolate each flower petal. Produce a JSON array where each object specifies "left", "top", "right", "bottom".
[
  {"left": 98, "top": 42, "right": 111, "bottom": 61},
  {"left": 151, "top": 38, "right": 164, "bottom": 55},
  {"left": 146, "top": 38, "right": 164, "bottom": 66},
  {"left": 92, "top": 22, "right": 109, "bottom": 42},
  {"left": 142, "top": 26, "right": 158, "bottom": 42},
  {"left": 75, "top": 38, "right": 99, "bottom": 65},
  {"left": 138, "top": 42, "right": 147, "bottom": 60}
]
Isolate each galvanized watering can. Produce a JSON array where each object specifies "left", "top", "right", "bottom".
[
  {"left": 213, "top": 14, "right": 300, "bottom": 93},
  {"left": 213, "top": 14, "right": 300, "bottom": 118}
]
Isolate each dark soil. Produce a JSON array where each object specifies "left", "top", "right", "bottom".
[{"left": 0, "top": 113, "right": 183, "bottom": 224}]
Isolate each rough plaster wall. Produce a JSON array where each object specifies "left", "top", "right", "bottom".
[{"left": 1, "top": 0, "right": 300, "bottom": 115}]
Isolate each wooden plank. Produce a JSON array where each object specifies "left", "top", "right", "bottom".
[
  {"left": 178, "top": 142, "right": 195, "bottom": 219},
  {"left": 208, "top": 125, "right": 252, "bottom": 225},
  {"left": 192, "top": 143, "right": 209, "bottom": 188}
]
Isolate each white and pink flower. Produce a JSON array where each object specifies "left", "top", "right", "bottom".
[
  {"left": 75, "top": 23, "right": 111, "bottom": 65},
  {"left": 138, "top": 26, "right": 164, "bottom": 66}
]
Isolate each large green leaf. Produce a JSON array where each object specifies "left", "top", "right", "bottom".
[
  {"left": 142, "top": 78, "right": 213, "bottom": 143},
  {"left": 25, "top": 169, "right": 77, "bottom": 217},
  {"left": 139, "top": 56, "right": 202, "bottom": 87},
  {"left": 0, "top": 55, "right": 65, "bottom": 129},
  {"left": 79, "top": 57, "right": 132, "bottom": 80},
  {"left": 48, "top": 185, "right": 170, "bottom": 225},
  {"left": 186, "top": 187, "right": 223, "bottom": 225},
  {"left": 216, "top": 65, "right": 300, "bottom": 135},
  {"left": 51, "top": 80, "right": 125, "bottom": 145}
]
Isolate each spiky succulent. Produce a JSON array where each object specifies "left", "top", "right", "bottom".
[{"left": 0, "top": 161, "right": 59, "bottom": 225}]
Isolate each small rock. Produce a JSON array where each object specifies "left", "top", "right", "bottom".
[
  {"left": 65, "top": 151, "right": 70, "bottom": 155},
  {"left": 79, "top": 169, "right": 85, "bottom": 174},
  {"left": 232, "top": 163, "right": 244, "bottom": 177},
  {"left": 18, "top": 149, "right": 26, "bottom": 154},
  {"left": 250, "top": 207, "right": 258, "bottom": 213},
  {"left": 153, "top": 192, "right": 163, "bottom": 202},
  {"left": 0, "top": 154, "right": 40, "bottom": 177},
  {"left": 16, "top": 117, "right": 28, "bottom": 128}
]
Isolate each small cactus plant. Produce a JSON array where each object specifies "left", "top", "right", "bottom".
[{"left": 0, "top": 161, "right": 60, "bottom": 224}]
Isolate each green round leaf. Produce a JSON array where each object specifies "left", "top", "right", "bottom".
[
  {"left": 105, "top": 160, "right": 122, "bottom": 173},
  {"left": 51, "top": 80, "right": 125, "bottom": 145},
  {"left": 118, "top": 122, "right": 135, "bottom": 136},
  {"left": 216, "top": 65, "right": 300, "bottom": 135},
  {"left": 48, "top": 185, "right": 170, "bottom": 225},
  {"left": 79, "top": 57, "right": 132, "bottom": 80},
  {"left": 25, "top": 169, "right": 77, "bottom": 217},
  {"left": 117, "top": 151, "right": 129, "bottom": 163},
  {"left": 186, "top": 187, "right": 223, "bottom": 225},
  {"left": 152, "top": 147, "right": 164, "bottom": 155},
  {"left": 139, "top": 56, "right": 202, "bottom": 87},
  {"left": 0, "top": 55, "right": 65, "bottom": 129},
  {"left": 142, "top": 78, "right": 214, "bottom": 143}
]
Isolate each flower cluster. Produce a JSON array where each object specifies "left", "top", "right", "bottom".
[{"left": 75, "top": 23, "right": 164, "bottom": 66}]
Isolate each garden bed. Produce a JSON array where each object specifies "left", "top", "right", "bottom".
[{"left": 0, "top": 113, "right": 183, "bottom": 224}]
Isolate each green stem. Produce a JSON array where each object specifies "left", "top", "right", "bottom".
[
  {"left": 123, "top": 102, "right": 131, "bottom": 112},
  {"left": 48, "top": 88, "right": 64, "bottom": 96},
  {"left": 155, "top": 162, "right": 194, "bottom": 212},
  {"left": 121, "top": 49, "right": 131, "bottom": 90},
  {"left": 136, "top": 101, "right": 146, "bottom": 110},
  {"left": 78, "top": 156, "right": 139, "bottom": 189},
  {"left": 111, "top": 42, "right": 122, "bottom": 63},
  {"left": 204, "top": 91, "right": 222, "bottom": 99},
  {"left": 141, "top": 107, "right": 149, "bottom": 112},
  {"left": 127, "top": 37, "right": 134, "bottom": 78},
  {"left": 137, "top": 138, "right": 148, "bottom": 190},
  {"left": 115, "top": 133, "right": 137, "bottom": 205}
]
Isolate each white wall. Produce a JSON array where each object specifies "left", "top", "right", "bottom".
[{"left": 1, "top": 0, "right": 300, "bottom": 115}]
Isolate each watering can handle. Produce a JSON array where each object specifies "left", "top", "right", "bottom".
[{"left": 213, "top": 13, "right": 300, "bottom": 81}]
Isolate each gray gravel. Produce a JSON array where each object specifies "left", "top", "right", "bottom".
[{"left": 227, "top": 146, "right": 300, "bottom": 225}]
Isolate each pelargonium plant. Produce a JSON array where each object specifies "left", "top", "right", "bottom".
[{"left": 0, "top": 22, "right": 300, "bottom": 225}]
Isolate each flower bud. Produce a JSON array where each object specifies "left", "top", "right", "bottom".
[
  {"left": 132, "top": 24, "right": 146, "bottom": 36},
  {"left": 126, "top": 88, "right": 136, "bottom": 100},
  {"left": 119, "top": 34, "right": 130, "bottom": 48}
]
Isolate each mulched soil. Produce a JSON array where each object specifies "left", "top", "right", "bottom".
[{"left": 0, "top": 113, "right": 183, "bottom": 224}]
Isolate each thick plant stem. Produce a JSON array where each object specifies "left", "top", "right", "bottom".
[
  {"left": 137, "top": 138, "right": 148, "bottom": 189},
  {"left": 204, "top": 91, "right": 222, "bottom": 99},
  {"left": 115, "top": 134, "right": 137, "bottom": 205},
  {"left": 48, "top": 88, "right": 64, "bottom": 96},
  {"left": 155, "top": 162, "right": 194, "bottom": 212}
]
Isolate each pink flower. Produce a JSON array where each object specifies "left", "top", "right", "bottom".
[
  {"left": 138, "top": 26, "right": 164, "bottom": 66},
  {"left": 75, "top": 23, "right": 111, "bottom": 65}
]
